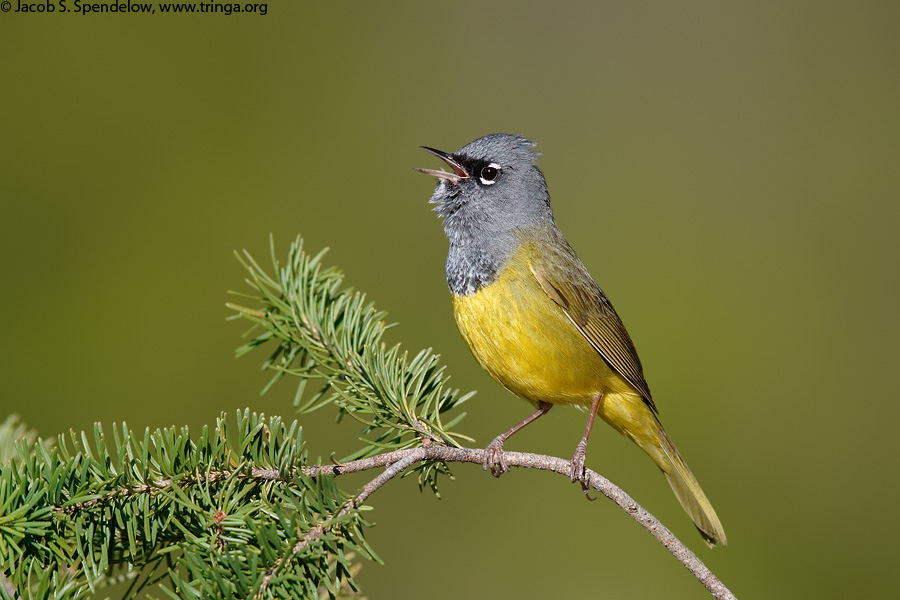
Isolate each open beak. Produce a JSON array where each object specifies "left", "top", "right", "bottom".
[{"left": 415, "top": 147, "right": 469, "bottom": 184}]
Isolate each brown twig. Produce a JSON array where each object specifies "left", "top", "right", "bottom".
[{"left": 301, "top": 446, "right": 736, "bottom": 600}]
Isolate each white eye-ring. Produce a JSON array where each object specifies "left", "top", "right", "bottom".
[{"left": 479, "top": 163, "right": 501, "bottom": 185}]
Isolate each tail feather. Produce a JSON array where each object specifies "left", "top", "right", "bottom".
[
  {"left": 598, "top": 393, "right": 726, "bottom": 547},
  {"left": 599, "top": 393, "right": 727, "bottom": 546},
  {"left": 657, "top": 427, "right": 727, "bottom": 547}
]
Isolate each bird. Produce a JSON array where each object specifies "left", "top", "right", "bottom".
[{"left": 417, "top": 133, "right": 726, "bottom": 547}]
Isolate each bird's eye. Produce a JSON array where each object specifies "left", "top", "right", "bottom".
[{"left": 479, "top": 164, "right": 501, "bottom": 185}]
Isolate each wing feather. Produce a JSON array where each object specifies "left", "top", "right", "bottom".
[{"left": 527, "top": 233, "right": 656, "bottom": 411}]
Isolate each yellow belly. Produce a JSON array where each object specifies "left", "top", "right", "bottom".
[
  {"left": 452, "top": 256, "right": 636, "bottom": 407},
  {"left": 451, "top": 244, "right": 728, "bottom": 546}
]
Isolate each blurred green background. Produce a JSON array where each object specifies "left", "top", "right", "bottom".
[{"left": 2, "top": 1, "right": 899, "bottom": 598}]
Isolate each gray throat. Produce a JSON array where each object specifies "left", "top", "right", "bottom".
[{"left": 443, "top": 225, "right": 518, "bottom": 296}]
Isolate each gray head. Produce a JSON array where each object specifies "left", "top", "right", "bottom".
[{"left": 417, "top": 134, "right": 556, "bottom": 295}]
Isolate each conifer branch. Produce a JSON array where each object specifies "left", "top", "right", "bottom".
[
  {"left": 0, "top": 236, "right": 736, "bottom": 599},
  {"left": 226, "top": 237, "right": 474, "bottom": 468}
]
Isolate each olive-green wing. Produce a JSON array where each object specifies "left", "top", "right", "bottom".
[{"left": 528, "top": 239, "right": 656, "bottom": 411}]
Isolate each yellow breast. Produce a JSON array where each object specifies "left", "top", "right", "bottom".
[{"left": 452, "top": 249, "right": 634, "bottom": 407}]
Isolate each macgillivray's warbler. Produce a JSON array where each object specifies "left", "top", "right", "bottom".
[{"left": 417, "top": 134, "right": 726, "bottom": 547}]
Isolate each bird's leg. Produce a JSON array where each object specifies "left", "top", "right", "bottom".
[
  {"left": 571, "top": 393, "right": 603, "bottom": 500},
  {"left": 484, "top": 401, "right": 552, "bottom": 477}
]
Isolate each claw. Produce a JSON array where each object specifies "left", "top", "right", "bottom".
[
  {"left": 483, "top": 437, "right": 508, "bottom": 477},
  {"left": 567, "top": 394, "right": 602, "bottom": 500},
  {"left": 570, "top": 441, "right": 597, "bottom": 500},
  {"left": 481, "top": 402, "right": 553, "bottom": 479},
  {"left": 570, "top": 441, "right": 586, "bottom": 483}
]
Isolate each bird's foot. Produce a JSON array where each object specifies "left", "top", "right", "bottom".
[
  {"left": 570, "top": 441, "right": 596, "bottom": 500},
  {"left": 483, "top": 437, "right": 508, "bottom": 478}
]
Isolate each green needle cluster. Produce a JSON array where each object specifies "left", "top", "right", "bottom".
[{"left": 0, "top": 237, "right": 474, "bottom": 599}]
